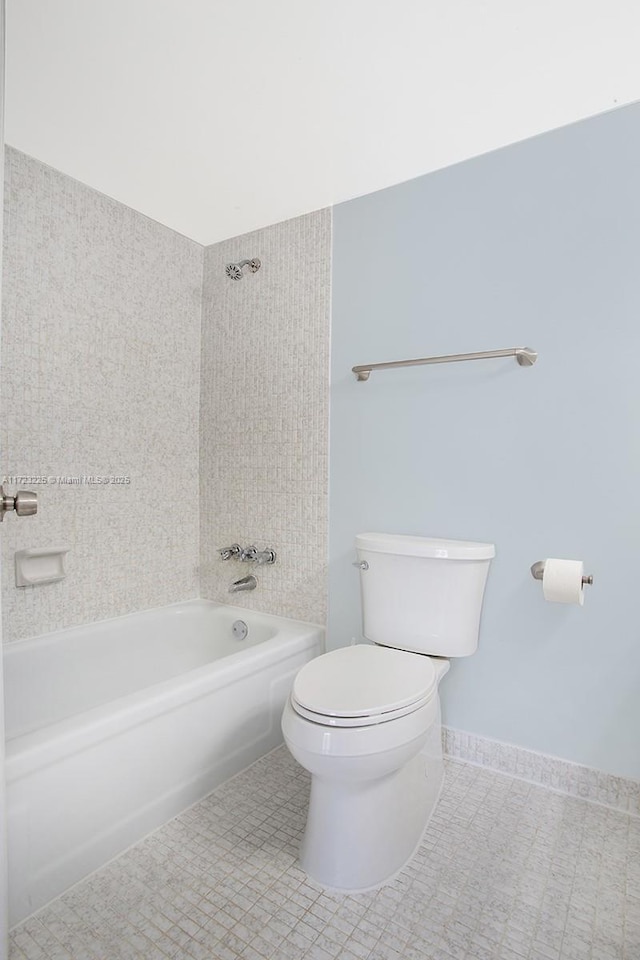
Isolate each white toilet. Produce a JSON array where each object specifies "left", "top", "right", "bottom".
[{"left": 282, "top": 532, "right": 495, "bottom": 892}]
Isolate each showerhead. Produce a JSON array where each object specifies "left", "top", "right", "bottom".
[{"left": 225, "top": 258, "right": 261, "bottom": 280}]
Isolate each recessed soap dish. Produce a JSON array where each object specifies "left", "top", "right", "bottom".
[{"left": 15, "top": 546, "right": 70, "bottom": 587}]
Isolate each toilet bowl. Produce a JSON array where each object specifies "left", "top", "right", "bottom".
[
  {"left": 282, "top": 533, "right": 495, "bottom": 892},
  {"left": 282, "top": 645, "right": 448, "bottom": 890}
]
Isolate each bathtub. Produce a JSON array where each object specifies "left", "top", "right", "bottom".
[{"left": 4, "top": 599, "right": 323, "bottom": 926}]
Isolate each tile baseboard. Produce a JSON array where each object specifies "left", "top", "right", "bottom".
[{"left": 442, "top": 726, "right": 640, "bottom": 817}]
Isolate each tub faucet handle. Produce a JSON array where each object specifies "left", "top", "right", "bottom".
[
  {"left": 219, "top": 543, "right": 241, "bottom": 561},
  {"left": 241, "top": 545, "right": 277, "bottom": 565}
]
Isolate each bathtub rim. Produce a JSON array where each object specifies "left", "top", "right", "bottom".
[
  {"left": 2, "top": 596, "right": 313, "bottom": 651},
  {"left": 5, "top": 599, "right": 324, "bottom": 783}
]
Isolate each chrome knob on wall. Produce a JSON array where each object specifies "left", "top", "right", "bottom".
[
  {"left": 219, "top": 544, "right": 242, "bottom": 560},
  {"left": 0, "top": 485, "right": 38, "bottom": 521},
  {"left": 241, "top": 545, "right": 276, "bottom": 565}
]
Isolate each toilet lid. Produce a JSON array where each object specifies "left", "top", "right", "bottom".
[{"left": 291, "top": 645, "right": 437, "bottom": 722}]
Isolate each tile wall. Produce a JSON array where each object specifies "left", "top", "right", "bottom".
[
  {"left": 1, "top": 148, "right": 203, "bottom": 642},
  {"left": 2, "top": 152, "right": 331, "bottom": 643},
  {"left": 199, "top": 211, "right": 331, "bottom": 626}
]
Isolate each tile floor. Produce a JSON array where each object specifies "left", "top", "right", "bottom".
[{"left": 9, "top": 747, "right": 640, "bottom": 960}]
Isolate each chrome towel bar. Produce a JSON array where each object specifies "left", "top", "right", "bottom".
[{"left": 352, "top": 346, "right": 537, "bottom": 381}]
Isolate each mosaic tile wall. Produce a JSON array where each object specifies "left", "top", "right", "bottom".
[
  {"left": 1, "top": 148, "right": 203, "bottom": 643},
  {"left": 200, "top": 211, "right": 331, "bottom": 626}
]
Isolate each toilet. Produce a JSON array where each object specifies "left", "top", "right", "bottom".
[{"left": 281, "top": 532, "right": 495, "bottom": 892}]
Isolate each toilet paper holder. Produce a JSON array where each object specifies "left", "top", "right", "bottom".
[{"left": 530, "top": 560, "right": 593, "bottom": 586}]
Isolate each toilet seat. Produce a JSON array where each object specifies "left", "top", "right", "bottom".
[
  {"left": 291, "top": 644, "right": 437, "bottom": 728},
  {"left": 291, "top": 693, "right": 435, "bottom": 727}
]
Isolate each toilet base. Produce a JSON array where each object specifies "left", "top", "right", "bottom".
[{"left": 299, "top": 720, "right": 444, "bottom": 892}]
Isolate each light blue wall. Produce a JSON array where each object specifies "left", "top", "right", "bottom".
[{"left": 329, "top": 103, "right": 640, "bottom": 780}]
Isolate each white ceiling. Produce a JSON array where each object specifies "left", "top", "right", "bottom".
[{"left": 6, "top": 0, "right": 640, "bottom": 246}]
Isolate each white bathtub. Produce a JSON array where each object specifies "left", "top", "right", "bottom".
[{"left": 4, "top": 599, "right": 323, "bottom": 926}]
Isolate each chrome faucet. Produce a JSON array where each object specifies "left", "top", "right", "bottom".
[
  {"left": 229, "top": 575, "right": 257, "bottom": 593},
  {"left": 219, "top": 543, "right": 276, "bottom": 564}
]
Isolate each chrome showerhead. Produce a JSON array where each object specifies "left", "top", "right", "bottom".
[{"left": 225, "top": 258, "right": 261, "bottom": 280}]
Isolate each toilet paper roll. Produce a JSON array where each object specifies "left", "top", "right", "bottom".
[{"left": 542, "top": 558, "right": 585, "bottom": 605}]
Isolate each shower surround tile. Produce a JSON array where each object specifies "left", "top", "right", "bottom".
[
  {"left": 9, "top": 747, "right": 639, "bottom": 960},
  {"left": 1, "top": 147, "right": 203, "bottom": 642},
  {"left": 199, "top": 211, "right": 331, "bottom": 626},
  {"left": 1, "top": 150, "right": 331, "bottom": 643}
]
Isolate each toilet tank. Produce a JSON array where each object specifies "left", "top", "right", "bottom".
[{"left": 355, "top": 533, "right": 495, "bottom": 657}]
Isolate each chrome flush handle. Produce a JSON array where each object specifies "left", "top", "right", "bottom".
[{"left": 352, "top": 560, "right": 369, "bottom": 571}]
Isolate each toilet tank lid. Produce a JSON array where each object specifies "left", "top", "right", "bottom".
[{"left": 355, "top": 533, "right": 495, "bottom": 560}]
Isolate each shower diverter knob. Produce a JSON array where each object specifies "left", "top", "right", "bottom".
[{"left": 0, "top": 485, "right": 38, "bottom": 521}]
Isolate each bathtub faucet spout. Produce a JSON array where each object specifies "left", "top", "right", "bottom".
[{"left": 229, "top": 575, "right": 257, "bottom": 593}]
